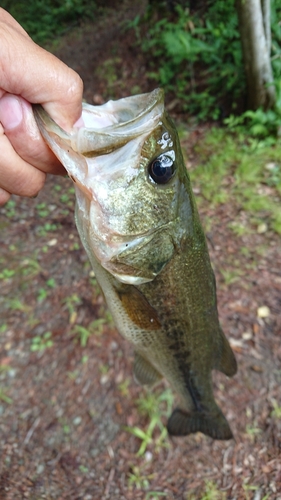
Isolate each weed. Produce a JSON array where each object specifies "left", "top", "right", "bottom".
[
  {"left": 37, "top": 288, "right": 48, "bottom": 302},
  {"left": 145, "top": 493, "right": 167, "bottom": 500},
  {"left": 118, "top": 378, "right": 131, "bottom": 397},
  {"left": 2, "top": 199, "right": 16, "bottom": 218},
  {"left": 187, "top": 481, "right": 226, "bottom": 500},
  {"left": 37, "top": 222, "right": 59, "bottom": 237},
  {"left": 0, "top": 268, "right": 16, "bottom": 280},
  {"left": 0, "top": 390, "right": 12, "bottom": 404},
  {"left": 79, "top": 465, "right": 89, "bottom": 474},
  {"left": 243, "top": 483, "right": 269, "bottom": 500},
  {"left": 30, "top": 331, "right": 53, "bottom": 352},
  {"left": 36, "top": 202, "right": 50, "bottom": 218},
  {"left": 245, "top": 423, "right": 262, "bottom": 439},
  {"left": 125, "top": 388, "right": 173, "bottom": 456},
  {"left": 225, "top": 80, "right": 281, "bottom": 141},
  {"left": 270, "top": 399, "right": 281, "bottom": 419},
  {"left": 128, "top": 464, "right": 154, "bottom": 490},
  {"left": 81, "top": 355, "right": 88, "bottom": 364},
  {"left": 220, "top": 268, "right": 241, "bottom": 286},
  {"left": 67, "top": 370, "right": 79, "bottom": 380},
  {"left": 20, "top": 258, "right": 41, "bottom": 278},
  {"left": 63, "top": 294, "right": 82, "bottom": 323},
  {"left": 73, "top": 318, "right": 106, "bottom": 347},
  {"left": 189, "top": 127, "right": 281, "bottom": 234},
  {"left": 90, "top": 318, "right": 106, "bottom": 335},
  {"left": 0, "top": 324, "right": 8, "bottom": 334},
  {"left": 7, "top": 297, "right": 32, "bottom": 313},
  {"left": 37, "top": 279, "right": 56, "bottom": 302},
  {"left": 73, "top": 325, "right": 91, "bottom": 347}
]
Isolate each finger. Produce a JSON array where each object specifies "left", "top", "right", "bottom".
[
  {"left": 0, "top": 130, "right": 46, "bottom": 197},
  {"left": 0, "top": 10, "right": 83, "bottom": 129},
  {"left": 0, "top": 8, "right": 31, "bottom": 37},
  {"left": 0, "top": 186, "right": 11, "bottom": 206},
  {"left": 0, "top": 94, "right": 66, "bottom": 175}
]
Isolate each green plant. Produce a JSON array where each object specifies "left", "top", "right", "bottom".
[
  {"left": 0, "top": 390, "right": 12, "bottom": 404},
  {"left": 30, "top": 331, "right": 53, "bottom": 351},
  {"left": 73, "top": 325, "right": 91, "bottom": 347},
  {"left": 136, "top": 2, "right": 244, "bottom": 120},
  {"left": 125, "top": 388, "right": 173, "bottom": 456},
  {"left": 145, "top": 493, "right": 167, "bottom": 500},
  {"left": 36, "top": 202, "right": 50, "bottom": 218},
  {"left": 2, "top": 0, "right": 97, "bottom": 45},
  {"left": 190, "top": 127, "right": 281, "bottom": 234},
  {"left": 225, "top": 80, "right": 281, "bottom": 140},
  {"left": 128, "top": 465, "right": 154, "bottom": 490},
  {"left": 37, "top": 222, "right": 59, "bottom": 237},
  {"left": 271, "top": 399, "right": 281, "bottom": 419},
  {"left": 243, "top": 483, "right": 269, "bottom": 500},
  {"left": 187, "top": 481, "right": 226, "bottom": 500},
  {"left": 63, "top": 293, "right": 82, "bottom": 323},
  {"left": 0, "top": 268, "right": 16, "bottom": 280},
  {"left": 2, "top": 199, "right": 16, "bottom": 218}
]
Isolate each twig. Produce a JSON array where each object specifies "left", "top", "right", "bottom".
[{"left": 23, "top": 416, "right": 41, "bottom": 445}]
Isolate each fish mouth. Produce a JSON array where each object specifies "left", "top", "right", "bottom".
[
  {"left": 33, "top": 88, "right": 165, "bottom": 157},
  {"left": 86, "top": 220, "right": 178, "bottom": 285}
]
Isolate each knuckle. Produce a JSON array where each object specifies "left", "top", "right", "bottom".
[
  {"left": 18, "top": 171, "right": 46, "bottom": 197},
  {"left": 66, "top": 72, "right": 83, "bottom": 102}
]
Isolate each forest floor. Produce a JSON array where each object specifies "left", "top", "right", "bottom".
[{"left": 0, "top": 1, "right": 281, "bottom": 499}]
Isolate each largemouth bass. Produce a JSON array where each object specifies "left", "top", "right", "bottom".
[{"left": 34, "top": 89, "right": 237, "bottom": 440}]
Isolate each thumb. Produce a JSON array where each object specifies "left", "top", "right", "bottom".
[{"left": 0, "top": 93, "right": 65, "bottom": 174}]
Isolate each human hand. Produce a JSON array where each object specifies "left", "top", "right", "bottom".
[{"left": 0, "top": 8, "right": 83, "bottom": 205}]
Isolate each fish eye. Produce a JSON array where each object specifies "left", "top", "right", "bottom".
[{"left": 149, "top": 153, "right": 175, "bottom": 184}]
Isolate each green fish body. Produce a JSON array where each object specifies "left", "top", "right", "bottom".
[{"left": 34, "top": 89, "right": 237, "bottom": 440}]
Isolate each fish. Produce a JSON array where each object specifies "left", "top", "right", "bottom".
[{"left": 33, "top": 88, "right": 237, "bottom": 440}]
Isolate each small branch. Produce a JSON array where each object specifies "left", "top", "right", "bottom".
[{"left": 23, "top": 416, "right": 41, "bottom": 445}]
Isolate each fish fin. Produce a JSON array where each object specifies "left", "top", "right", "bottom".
[
  {"left": 214, "top": 328, "right": 237, "bottom": 377},
  {"left": 115, "top": 285, "right": 162, "bottom": 331},
  {"left": 133, "top": 351, "right": 162, "bottom": 386},
  {"left": 167, "top": 408, "right": 234, "bottom": 440}
]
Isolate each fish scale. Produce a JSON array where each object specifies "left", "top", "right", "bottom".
[{"left": 34, "top": 88, "right": 237, "bottom": 440}]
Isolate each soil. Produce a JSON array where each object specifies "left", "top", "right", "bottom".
[{"left": 0, "top": 1, "right": 281, "bottom": 499}]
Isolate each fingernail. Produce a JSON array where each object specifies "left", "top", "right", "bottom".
[{"left": 0, "top": 94, "right": 23, "bottom": 130}]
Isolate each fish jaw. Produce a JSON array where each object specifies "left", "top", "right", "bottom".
[{"left": 34, "top": 91, "right": 192, "bottom": 284}]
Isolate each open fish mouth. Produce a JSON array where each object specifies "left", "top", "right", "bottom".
[{"left": 33, "top": 89, "right": 181, "bottom": 285}]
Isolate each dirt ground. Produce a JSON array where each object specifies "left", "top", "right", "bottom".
[{"left": 0, "top": 1, "right": 281, "bottom": 499}]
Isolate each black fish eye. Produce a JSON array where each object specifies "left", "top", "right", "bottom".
[{"left": 149, "top": 153, "right": 175, "bottom": 184}]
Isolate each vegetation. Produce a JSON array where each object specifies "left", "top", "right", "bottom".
[
  {"left": 189, "top": 127, "right": 281, "bottom": 234},
  {"left": 2, "top": 0, "right": 97, "bottom": 44},
  {"left": 132, "top": 0, "right": 281, "bottom": 125}
]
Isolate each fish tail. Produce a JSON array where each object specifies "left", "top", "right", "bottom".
[{"left": 167, "top": 408, "right": 233, "bottom": 440}]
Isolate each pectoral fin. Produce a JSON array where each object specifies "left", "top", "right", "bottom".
[
  {"left": 115, "top": 284, "right": 162, "bottom": 331},
  {"left": 214, "top": 328, "right": 237, "bottom": 377},
  {"left": 133, "top": 351, "right": 162, "bottom": 386},
  {"left": 167, "top": 408, "right": 234, "bottom": 440}
]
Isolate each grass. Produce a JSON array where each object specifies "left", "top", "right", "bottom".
[
  {"left": 187, "top": 481, "right": 226, "bottom": 500},
  {"left": 125, "top": 387, "right": 173, "bottom": 457},
  {"left": 190, "top": 128, "right": 281, "bottom": 234}
]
